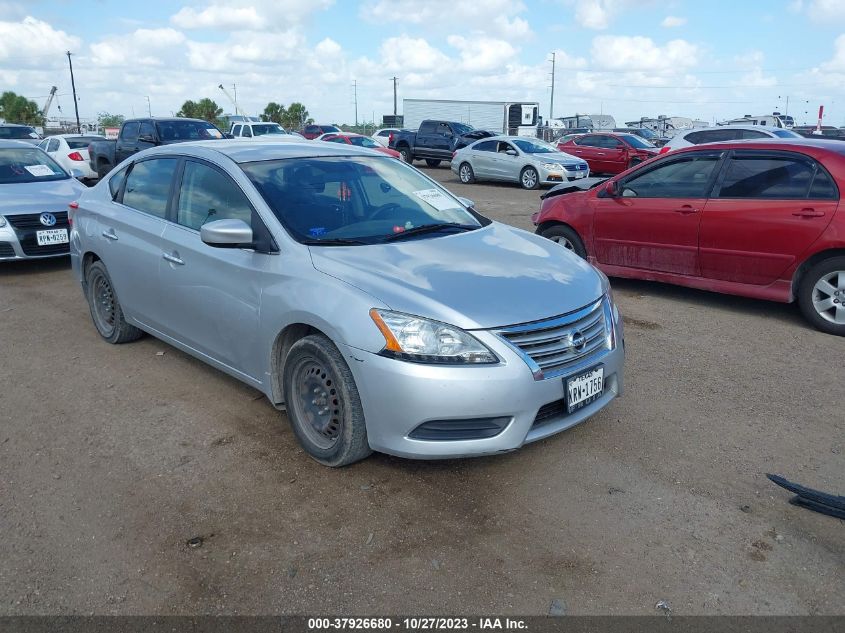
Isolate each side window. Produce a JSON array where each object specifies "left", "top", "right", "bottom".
[
  {"left": 139, "top": 122, "right": 155, "bottom": 140},
  {"left": 685, "top": 131, "right": 707, "bottom": 144},
  {"left": 575, "top": 135, "right": 602, "bottom": 147},
  {"left": 691, "top": 129, "right": 735, "bottom": 144},
  {"left": 419, "top": 121, "right": 436, "bottom": 134},
  {"left": 48, "top": 139, "right": 60, "bottom": 152},
  {"left": 120, "top": 122, "right": 140, "bottom": 142},
  {"left": 809, "top": 168, "right": 838, "bottom": 200},
  {"left": 740, "top": 129, "right": 769, "bottom": 139},
  {"left": 177, "top": 161, "right": 253, "bottom": 230},
  {"left": 232, "top": 125, "right": 242, "bottom": 136},
  {"left": 473, "top": 140, "right": 497, "bottom": 152},
  {"left": 377, "top": 130, "right": 390, "bottom": 137},
  {"left": 606, "top": 137, "right": 624, "bottom": 149},
  {"left": 121, "top": 158, "right": 177, "bottom": 218},
  {"left": 437, "top": 123, "right": 453, "bottom": 136},
  {"left": 108, "top": 165, "right": 129, "bottom": 199},
  {"left": 242, "top": 126, "right": 252, "bottom": 137},
  {"left": 496, "top": 141, "right": 515, "bottom": 154},
  {"left": 620, "top": 154, "right": 721, "bottom": 198},
  {"left": 37, "top": 139, "right": 49, "bottom": 150},
  {"left": 717, "top": 155, "right": 815, "bottom": 199}
]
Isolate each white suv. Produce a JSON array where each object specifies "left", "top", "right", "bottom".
[{"left": 660, "top": 124, "right": 802, "bottom": 153}]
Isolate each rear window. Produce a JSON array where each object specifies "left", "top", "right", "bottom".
[
  {"left": 771, "top": 129, "right": 802, "bottom": 138},
  {"left": 0, "top": 148, "right": 67, "bottom": 183},
  {"left": 66, "top": 137, "right": 103, "bottom": 149},
  {"left": 0, "top": 126, "right": 39, "bottom": 140}
]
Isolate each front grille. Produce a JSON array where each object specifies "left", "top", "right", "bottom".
[
  {"left": 496, "top": 300, "right": 609, "bottom": 379},
  {"left": 565, "top": 163, "right": 588, "bottom": 172},
  {"left": 6, "top": 211, "right": 68, "bottom": 230},
  {"left": 0, "top": 242, "right": 15, "bottom": 257},
  {"left": 20, "top": 242, "right": 69, "bottom": 256}
]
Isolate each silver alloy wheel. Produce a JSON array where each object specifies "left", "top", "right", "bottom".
[
  {"left": 91, "top": 271, "right": 116, "bottom": 336},
  {"left": 522, "top": 168, "right": 537, "bottom": 188},
  {"left": 460, "top": 164, "right": 472, "bottom": 183},
  {"left": 551, "top": 235, "right": 575, "bottom": 252},
  {"left": 812, "top": 270, "right": 845, "bottom": 324},
  {"left": 289, "top": 357, "right": 342, "bottom": 450}
]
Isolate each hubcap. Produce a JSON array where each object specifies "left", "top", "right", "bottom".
[
  {"left": 92, "top": 273, "right": 116, "bottom": 334},
  {"left": 291, "top": 359, "right": 342, "bottom": 450},
  {"left": 523, "top": 170, "right": 537, "bottom": 188},
  {"left": 460, "top": 165, "right": 471, "bottom": 182},
  {"left": 812, "top": 270, "right": 845, "bottom": 324},
  {"left": 552, "top": 235, "right": 575, "bottom": 251}
]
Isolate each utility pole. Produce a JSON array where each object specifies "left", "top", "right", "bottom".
[
  {"left": 66, "top": 51, "right": 81, "bottom": 134},
  {"left": 548, "top": 52, "right": 556, "bottom": 122},
  {"left": 352, "top": 79, "right": 358, "bottom": 127},
  {"left": 391, "top": 76, "right": 398, "bottom": 117},
  {"left": 145, "top": 95, "right": 151, "bottom": 117}
]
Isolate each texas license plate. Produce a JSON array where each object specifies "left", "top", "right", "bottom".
[
  {"left": 566, "top": 366, "right": 604, "bottom": 413},
  {"left": 36, "top": 229, "right": 68, "bottom": 246}
]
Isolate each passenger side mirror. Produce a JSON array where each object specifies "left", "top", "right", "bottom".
[
  {"left": 201, "top": 219, "right": 254, "bottom": 248},
  {"left": 505, "top": 149, "right": 518, "bottom": 156},
  {"left": 138, "top": 133, "right": 156, "bottom": 144},
  {"left": 457, "top": 196, "right": 475, "bottom": 209}
]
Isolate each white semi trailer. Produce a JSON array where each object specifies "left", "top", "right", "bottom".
[{"left": 402, "top": 99, "right": 539, "bottom": 137}]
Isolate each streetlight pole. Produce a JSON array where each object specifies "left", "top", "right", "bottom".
[
  {"left": 66, "top": 51, "right": 81, "bottom": 134},
  {"left": 352, "top": 79, "right": 358, "bottom": 127},
  {"left": 391, "top": 76, "right": 398, "bottom": 118},
  {"left": 145, "top": 95, "right": 151, "bottom": 117},
  {"left": 548, "top": 52, "right": 556, "bottom": 122}
]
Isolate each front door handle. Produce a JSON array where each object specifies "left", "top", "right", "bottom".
[
  {"left": 674, "top": 205, "right": 699, "bottom": 214},
  {"left": 101, "top": 229, "right": 118, "bottom": 241},
  {"left": 793, "top": 208, "right": 825, "bottom": 218},
  {"left": 162, "top": 252, "right": 184, "bottom": 265}
]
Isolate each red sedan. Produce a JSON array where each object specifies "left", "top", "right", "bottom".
[
  {"left": 533, "top": 139, "right": 845, "bottom": 335},
  {"left": 318, "top": 133, "right": 403, "bottom": 159},
  {"left": 557, "top": 132, "right": 658, "bottom": 175}
]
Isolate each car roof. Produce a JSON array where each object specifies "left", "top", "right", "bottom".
[
  {"left": 143, "top": 139, "right": 384, "bottom": 163},
  {"left": 683, "top": 125, "right": 783, "bottom": 134},
  {"left": 0, "top": 123, "right": 35, "bottom": 128},
  {"left": 673, "top": 138, "right": 845, "bottom": 156},
  {"left": 52, "top": 134, "right": 105, "bottom": 139},
  {"left": 0, "top": 139, "right": 40, "bottom": 149}
]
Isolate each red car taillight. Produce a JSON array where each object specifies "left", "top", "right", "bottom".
[
  {"left": 68, "top": 151, "right": 84, "bottom": 161},
  {"left": 659, "top": 146, "right": 671, "bottom": 154},
  {"left": 388, "top": 132, "right": 394, "bottom": 145}
]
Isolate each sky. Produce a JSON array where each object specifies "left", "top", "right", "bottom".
[{"left": 2, "top": 0, "right": 845, "bottom": 128}]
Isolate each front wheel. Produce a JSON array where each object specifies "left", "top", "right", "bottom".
[
  {"left": 458, "top": 162, "right": 475, "bottom": 184},
  {"left": 538, "top": 224, "right": 587, "bottom": 259},
  {"left": 85, "top": 261, "right": 143, "bottom": 344},
  {"left": 283, "top": 334, "right": 372, "bottom": 466},
  {"left": 425, "top": 159, "right": 441, "bottom": 167},
  {"left": 520, "top": 166, "right": 540, "bottom": 190},
  {"left": 798, "top": 256, "right": 845, "bottom": 336}
]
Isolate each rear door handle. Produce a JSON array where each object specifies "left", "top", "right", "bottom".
[
  {"left": 674, "top": 205, "right": 699, "bottom": 214},
  {"left": 162, "top": 252, "right": 184, "bottom": 265},
  {"left": 793, "top": 208, "right": 825, "bottom": 218},
  {"left": 101, "top": 229, "right": 118, "bottom": 241}
]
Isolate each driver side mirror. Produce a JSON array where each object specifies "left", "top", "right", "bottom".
[
  {"left": 603, "top": 181, "right": 620, "bottom": 197},
  {"left": 505, "top": 149, "right": 518, "bottom": 156},
  {"left": 201, "top": 219, "right": 253, "bottom": 248},
  {"left": 138, "top": 133, "right": 156, "bottom": 144},
  {"left": 457, "top": 196, "right": 475, "bottom": 209}
]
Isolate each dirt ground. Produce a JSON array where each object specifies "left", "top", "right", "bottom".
[{"left": 0, "top": 165, "right": 842, "bottom": 616}]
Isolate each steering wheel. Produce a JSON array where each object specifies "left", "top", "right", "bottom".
[{"left": 370, "top": 203, "right": 402, "bottom": 220}]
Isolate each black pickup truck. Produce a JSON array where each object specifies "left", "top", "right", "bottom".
[
  {"left": 389, "top": 120, "right": 493, "bottom": 166},
  {"left": 88, "top": 117, "right": 225, "bottom": 179}
]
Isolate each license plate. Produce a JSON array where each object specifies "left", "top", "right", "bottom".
[
  {"left": 566, "top": 366, "right": 604, "bottom": 413},
  {"left": 573, "top": 171, "right": 587, "bottom": 178},
  {"left": 36, "top": 229, "right": 68, "bottom": 246}
]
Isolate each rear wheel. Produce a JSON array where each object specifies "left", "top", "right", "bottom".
[
  {"left": 283, "top": 334, "right": 371, "bottom": 467},
  {"left": 520, "top": 166, "right": 539, "bottom": 190},
  {"left": 85, "top": 261, "right": 143, "bottom": 344},
  {"left": 97, "top": 161, "right": 111, "bottom": 180},
  {"left": 398, "top": 146, "right": 413, "bottom": 163},
  {"left": 425, "top": 159, "right": 441, "bottom": 167},
  {"left": 458, "top": 162, "right": 475, "bottom": 184},
  {"left": 538, "top": 224, "right": 587, "bottom": 259},
  {"left": 798, "top": 256, "right": 845, "bottom": 336}
]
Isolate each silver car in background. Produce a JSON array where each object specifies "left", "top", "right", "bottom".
[
  {"left": 452, "top": 136, "right": 590, "bottom": 189},
  {"left": 0, "top": 140, "right": 87, "bottom": 261},
  {"left": 70, "top": 141, "right": 624, "bottom": 466}
]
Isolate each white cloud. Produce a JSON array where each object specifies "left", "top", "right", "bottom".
[
  {"left": 820, "top": 33, "right": 845, "bottom": 72},
  {"left": 360, "top": 0, "right": 532, "bottom": 37},
  {"left": 447, "top": 36, "right": 518, "bottom": 72},
  {"left": 90, "top": 28, "right": 186, "bottom": 68},
  {"left": 789, "top": 0, "right": 845, "bottom": 21},
  {"left": 0, "top": 16, "right": 80, "bottom": 68},
  {"left": 576, "top": 0, "right": 612, "bottom": 29},
  {"left": 661, "top": 16, "right": 687, "bottom": 28},
  {"left": 378, "top": 36, "right": 450, "bottom": 73},
  {"left": 591, "top": 36, "right": 699, "bottom": 71},
  {"left": 172, "top": 0, "right": 334, "bottom": 30}
]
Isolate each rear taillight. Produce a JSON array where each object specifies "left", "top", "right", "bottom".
[
  {"left": 68, "top": 151, "right": 84, "bottom": 161},
  {"left": 388, "top": 132, "right": 394, "bottom": 145},
  {"left": 659, "top": 146, "right": 671, "bottom": 154}
]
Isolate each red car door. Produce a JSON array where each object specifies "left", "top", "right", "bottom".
[
  {"left": 592, "top": 150, "right": 724, "bottom": 275},
  {"left": 699, "top": 149, "right": 839, "bottom": 285},
  {"left": 565, "top": 135, "right": 605, "bottom": 172}
]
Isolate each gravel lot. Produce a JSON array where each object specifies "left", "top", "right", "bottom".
[{"left": 1, "top": 164, "right": 842, "bottom": 615}]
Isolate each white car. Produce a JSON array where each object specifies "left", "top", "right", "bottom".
[
  {"left": 371, "top": 128, "right": 400, "bottom": 147},
  {"left": 37, "top": 134, "right": 104, "bottom": 181},
  {"left": 660, "top": 125, "right": 802, "bottom": 153}
]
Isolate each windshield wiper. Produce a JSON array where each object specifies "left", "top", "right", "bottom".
[
  {"left": 301, "top": 238, "right": 368, "bottom": 246},
  {"left": 383, "top": 223, "right": 477, "bottom": 242}
]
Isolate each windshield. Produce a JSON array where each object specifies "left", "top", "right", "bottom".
[
  {"left": 241, "top": 156, "right": 482, "bottom": 245},
  {"left": 772, "top": 129, "right": 801, "bottom": 138},
  {"left": 252, "top": 124, "right": 287, "bottom": 136},
  {"left": 0, "top": 126, "right": 39, "bottom": 140},
  {"left": 156, "top": 120, "right": 223, "bottom": 141},
  {"left": 452, "top": 123, "right": 474, "bottom": 136},
  {"left": 513, "top": 139, "right": 557, "bottom": 154},
  {"left": 347, "top": 136, "right": 380, "bottom": 148},
  {"left": 620, "top": 134, "right": 655, "bottom": 149},
  {"left": 0, "top": 148, "right": 67, "bottom": 184},
  {"left": 634, "top": 128, "right": 657, "bottom": 139}
]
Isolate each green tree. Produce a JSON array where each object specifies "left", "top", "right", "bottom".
[
  {"left": 0, "top": 91, "right": 44, "bottom": 126},
  {"left": 281, "top": 102, "right": 312, "bottom": 131},
  {"left": 177, "top": 98, "right": 223, "bottom": 124},
  {"left": 97, "top": 112, "right": 125, "bottom": 128},
  {"left": 261, "top": 102, "right": 286, "bottom": 125}
]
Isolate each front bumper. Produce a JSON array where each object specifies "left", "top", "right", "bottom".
[
  {"left": 0, "top": 220, "right": 70, "bottom": 261},
  {"left": 340, "top": 327, "right": 624, "bottom": 459},
  {"left": 539, "top": 164, "right": 590, "bottom": 184}
]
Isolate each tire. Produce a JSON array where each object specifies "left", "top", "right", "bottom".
[
  {"left": 520, "top": 166, "right": 540, "bottom": 190},
  {"left": 85, "top": 261, "right": 143, "bottom": 344},
  {"left": 425, "top": 159, "right": 441, "bottom": 167},
  {"left": 797, "top": 256, "right": 845, "bottom": 336},
  {"left": 97, "top": 161, "right": 111, "bottom": 180},
  {"left": 538, "top": 224, "right": 587, "bottom": 259},
  {"left": 398, "top": 146, "right": 413, "bottom": 163},
  {"left": 283, "top": 334, "right": 372, "bottom": 467},
  {"left": 458, "top": 162, "right": 475, "bottom": 184}
]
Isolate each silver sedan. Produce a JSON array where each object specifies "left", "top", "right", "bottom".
[
  {"left": 71, "top": 140, "right": 623, "bottom": 466},
  {"left": 451, "top": 136, "right": 590, "bottom": 189},
  {"left": 0, "top": 140, "right": 87, "bottom": 261}
]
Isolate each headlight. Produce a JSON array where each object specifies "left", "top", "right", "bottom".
[
  {"left": 0, "top": 215, "right": 6, "bottom": 228},
  {"left": 542, "top": 163, "right": 564, "bottom": 170},
  {"left": 370, "top": 309, "right": 498, "bottom": 364}
]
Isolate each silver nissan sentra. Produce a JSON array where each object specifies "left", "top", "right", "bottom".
[{"left": 70, "top": 140, "right": 624, "bottom": 466}]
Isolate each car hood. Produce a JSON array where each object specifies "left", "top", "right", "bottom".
[
  {"left": 309, "top": 222, "right": 604, "bottom": 330},
  {"left": 537, "top": 151, "right": 586, "bottom": 165},
  {"left": 0, "top": 178, "right": 86, "bottom": 215}
]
